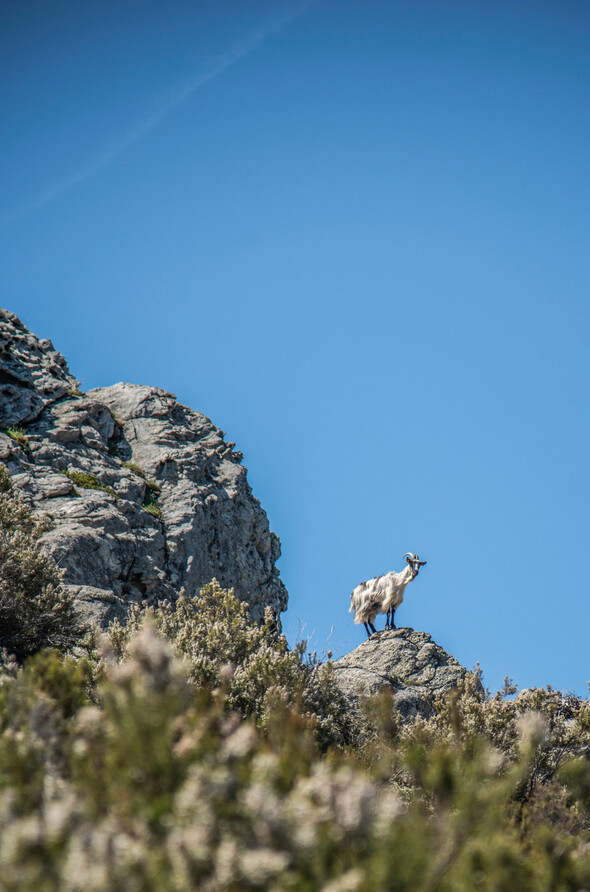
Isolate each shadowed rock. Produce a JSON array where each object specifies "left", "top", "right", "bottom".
[
  {"left": 333, "top": 628, "right": 472, "bottom": 720},
  {"left": 0, "top": 309, "right": 288, "bottom": 628}
]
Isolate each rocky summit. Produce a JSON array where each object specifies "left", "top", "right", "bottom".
[
  {"left": 0, "top": 308, "right": 472, "bottom": 711},
  {"left": 333, "top": 628, "right": 472, "bottom": 720},
  {"left": 0, "top": 309, "right": 287, "bottom": 627}
]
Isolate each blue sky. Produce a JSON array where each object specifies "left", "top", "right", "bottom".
[{"left": 2, "top": 0, "right": 589, "bottom": 695}]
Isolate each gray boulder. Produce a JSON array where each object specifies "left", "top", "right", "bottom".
[
  {"left": 332, "top": 628, "right": 471, "bottom": 720},
  {"left": 0, "top": 309, "right": 287, "bottom": 628}
]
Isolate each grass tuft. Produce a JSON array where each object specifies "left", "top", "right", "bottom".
[
  {"left": 60, "top": 470, "right": 118, "bottom": 499},
  {"left": 144, "top": 502, "right": 161, "bottom": 519},
  {"left": 5, "top": 427, "right": 29, "bottom": 450}
]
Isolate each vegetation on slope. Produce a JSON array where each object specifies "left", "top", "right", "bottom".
[
  {"left": 0, "top": 463, "right": 589, "bottom": 890},
  {"left": 0, "top": 465, "right": 86, "bottom": 661},
  {"left": 107, "top": 581, "right": 359, "bottom": 749}
]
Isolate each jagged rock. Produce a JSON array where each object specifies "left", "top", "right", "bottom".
[
  {"left": 0, "top": 309, "right": 288, "bottom": 627},
  {"left": 0, "top": 310, "right": 79, "bottom": 429},
  {"left": 332, "top": 628, "right": 471, "bottom": 720}
]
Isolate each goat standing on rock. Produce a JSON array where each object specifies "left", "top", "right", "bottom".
[{"left": 350, "top": 553, "right": 427, "bottom": 637}]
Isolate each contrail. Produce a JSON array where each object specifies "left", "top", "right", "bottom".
[{"left": 2, "top": 3, "right": 310, "bottom": 222}]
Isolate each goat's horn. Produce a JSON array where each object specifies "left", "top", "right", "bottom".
[{"left": 403, "top": 552, "right": 414, "bottom": 561}]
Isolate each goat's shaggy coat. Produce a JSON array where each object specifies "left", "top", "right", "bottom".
[
  {"left": 349, "top": 553, "right": 426, "bottom": 635},
  {"left": 349, "top": 564, "right": 415, "bottom": 628}
]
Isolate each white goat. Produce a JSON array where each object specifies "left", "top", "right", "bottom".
[{"left": 349, "top": 553, "right": 427, "bottom": 637}]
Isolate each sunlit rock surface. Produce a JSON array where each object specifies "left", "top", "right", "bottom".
[
  {"left": 333, "top": 628, "right": 471, "bottom": 720},
  {"left": 0, "top": 309, "right": 288, "bottom": 627}
]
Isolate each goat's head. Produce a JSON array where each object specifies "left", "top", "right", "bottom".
[{"left": 404, "top": 552, "right": 427, "bottom": 578}]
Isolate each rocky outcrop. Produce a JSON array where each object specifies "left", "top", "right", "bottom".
[
  {"left": 0, "top": 310, "right": 79, "bottom": 428},
  {"left": 333, "top": 628, "right": 471, "bottom": 720},
  {"left": 0, "top": 309, "right": 287, "bottom": 627}
]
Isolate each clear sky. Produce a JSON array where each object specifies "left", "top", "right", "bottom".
[{"left": 2, "top": 0, "right": 589, "bottom": 695}]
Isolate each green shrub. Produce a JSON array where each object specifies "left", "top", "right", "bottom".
[
  {"left": 122, "top": 461, "right": 145, "bottom": 477},
  {"left": 122, "top": 461, "right": 162, "bottom": 515},
  {"left": 0, "top": 481, "right": 587, "bottom": 888},
  {"left": 142, "top": 486, "right": 161, "bottom": 517},
  {"left": 0, "top": 625, "right": 587, "bottom": 890},
  {"left": 144, "top": 502, "right": 161, "bottom": 518},
  {"left": 5, "top": 426, "right": 29, "bottom": 450},
  {"left": 122, "top": 462, "right": 160, "bottom": 491},
  {"left": 61, "top": 470, "right": 117, "bottom": 499},
  {"left": 396, "top": 670, "right": 590, "bottom": 814},
  {"left": 0, "top": 465, "right": 12, "bottom": 494},
  {"left": 0, "top": 466, "right": 87, "bottom": 661},
  {"left": 108, "top": 581, "right": 360, "bottom": 749},
  {"left": 0, "top": 649, "right": 93, "bottom": 813}
]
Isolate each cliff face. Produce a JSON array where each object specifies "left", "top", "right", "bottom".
[
  {"left": 0, "top": 309, "right": 287, "bottom": 627},
  {"left": 333, "top": 628, "right": 472, "bottom": 720}
]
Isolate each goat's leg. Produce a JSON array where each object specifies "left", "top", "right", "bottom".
[
  {"left": 368, "top": 620, "right": 377, "bottom": 635},
  {"left": 363, "top": 622, "right": 371, "bottom": 638},
  {"left": 390, "top": 608, "right": 396, "bottom": 631},
  {"left": 384, "top": 608, "right": 391, "bottom": 630}
]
